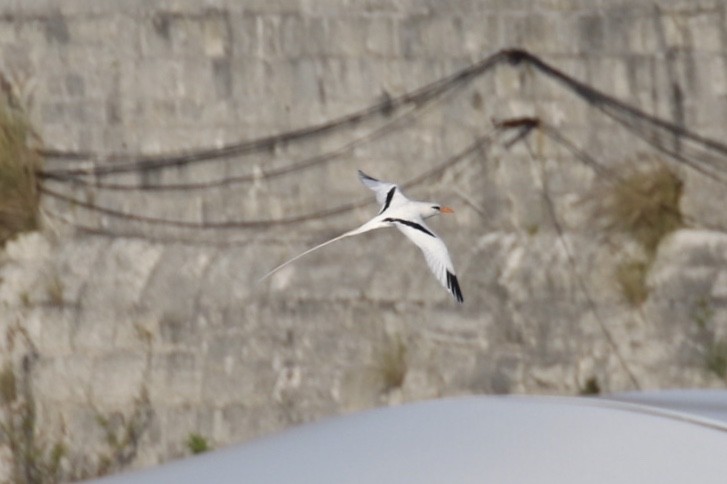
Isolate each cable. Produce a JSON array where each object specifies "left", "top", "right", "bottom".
[
  {"left": 39, "top": 77, "right": 464, "bottom": 192},
  {"left": 539, "top": 123, "right": 726, "bottom": 233},
  {"left": 41, "top": 128, "right": 502, "bottom": 231},
  {"left": 523, "top": 135, "right": 642, "bottom": 390},
  {"left": 40, "top": 50, "right": 509, "bottom": 176}
]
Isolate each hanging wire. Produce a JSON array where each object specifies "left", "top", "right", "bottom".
[
  {"left": 32, "top": 49, "right": 727, "bottom": 246},
  {"left": 39, "top": 74, "right": 468, "bottom": 192},
  {"left": 537, "top": 123, "right": 723, "bottom": 232},
  {"left": 522, "top": 133, "right": 642, "bottom": 390},
  {"left": 510, "top": 49, "right": 727, "bottom": 182},
  {"left": 40, "top": 127, "right": 504, "bottom": 232},
  {"left": 28, "top": 47, "right": 727, "bottom": 396},
  {"left": 39, "top": 50, "right": 510, "bottom": 176},
  {"left": 38, "top": 48, "right": 727, "bottom": 191}
]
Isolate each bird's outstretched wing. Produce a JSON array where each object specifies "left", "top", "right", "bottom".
[
  {"left": 258, "top": 218, "right": 383, "bottom": 283},
  {"left": 389, "top": 217, "right": 463, "bottom": 303},
  {"left": 358, "top": 170, "right": 409, "bottom": 214}
]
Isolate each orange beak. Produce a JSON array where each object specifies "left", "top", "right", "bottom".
[{"left": 439, "top": 206, "right": 454, "bottom": 214}]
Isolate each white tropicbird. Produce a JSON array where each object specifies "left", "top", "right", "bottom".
[{"left": 259, "top": 170, "right": 463, "bottom": 303}]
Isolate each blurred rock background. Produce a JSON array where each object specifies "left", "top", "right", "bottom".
[{"left": 2, "top": 0, "right": 727, "bottom": 479}]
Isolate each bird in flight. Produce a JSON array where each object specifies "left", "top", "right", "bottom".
[{"left": 260, "top": 170, "right": 463, "bottom": 303}]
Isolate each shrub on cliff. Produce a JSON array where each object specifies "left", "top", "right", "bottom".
[{"left": 0, "top": 82, "right": 41, "bottom": 247}]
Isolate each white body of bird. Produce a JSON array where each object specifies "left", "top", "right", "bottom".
[{"left": 260, "top": 170, "right": 463, "bottom": 303}]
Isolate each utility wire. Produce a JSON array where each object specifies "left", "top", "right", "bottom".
[
  {"left": 39, "top": 77, "right": 463, "bottom": 192},
  {"left": 40, "top": 50, "right": 509, "bottom": 176},
  {"left": 523, "top": 135, "right": 642, "bottom": 390},
  {"left": 538, "top": 123, "right": 723, "bottom": 233},
  {"left": 38, "top": 49, "right": 727, "bottom": 193},
  {"left": 508, "top": 49, "right": 727, "bottom": 182},
  {"left": 41, "top": 128, "right": 503, "bottom": 231}
]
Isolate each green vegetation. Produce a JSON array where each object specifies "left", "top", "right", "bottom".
[
  {"left": 372, "top": 333, "right": 408, "bottom": 394},
  {"left": 596, "top": 157, "right": 683, "bottom": 256},
  {"left": 44, "top": 272, "right": 64, "bottom": 307},
  {"left": 0, "top": 323, "right": 154, "bottom": 483},
  {"left": 705, "top": 339, "right": 727, "bottom": 379},
  {"left": 593, "top": 156, "right": 683, "bottom": 306},
  {"left": 689, "top": 297, "right": 727, "bottom": 380},
  {"left": 578, "top": 376, "right": 601, "bottom": 395},
  {"left": 524, "top": 223, "right": 539, "bottom": 236},
  {"left": 0, "top": 325, "right": 65, "bottom": 484},
  {"left": 186, "top": 433, "right": 212, "bottom": 455},
  {"left": 93, "top": 387, "right": 153, "bottom": 477},
  {"left": 614, "top": 259, "right": 649, "bottom": 307},
  {"left": 0, "top": 92, "right": 41, "bottom": 247},
  {"left": 691, "top": 296, "right": 714, "bottom": 331}
]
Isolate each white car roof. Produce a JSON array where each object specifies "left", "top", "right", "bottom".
[{"left": 91, "top": 391, "right": 727, "bottom": 484}]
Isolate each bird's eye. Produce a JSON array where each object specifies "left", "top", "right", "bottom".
[{"left": 434, "top": 205, "right": 441, "bottom": 211}]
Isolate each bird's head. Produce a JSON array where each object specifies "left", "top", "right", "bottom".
[{"left": 426, "top": 204, "right": 455, "bottom": 219}]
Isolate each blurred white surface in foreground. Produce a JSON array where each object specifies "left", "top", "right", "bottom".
[{"left": 91, "top": 391, "right": 727, "bottom": 484}]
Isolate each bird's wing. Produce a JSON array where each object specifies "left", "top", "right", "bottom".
[
  {"left": 358, "top": 170, "right": 409, "bottom": 214},
  {"left": 391, "top": 218, "right": 463, "bottom": 303},
  {"left": 258, "top": 218, "right": 384, "bottom": 283}
]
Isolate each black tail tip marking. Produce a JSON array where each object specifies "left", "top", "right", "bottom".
[
  {"left": 446, "top": 271, "right": 464, "bottom": 303},
  {"left": 358, "top": 169, "right": 378, "bottom": 181}
]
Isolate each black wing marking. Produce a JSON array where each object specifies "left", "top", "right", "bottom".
[
  {"left": 383, "top": 218, "right": 436, "bottom": 237},
  {"left": 390, "top": 218, "right": 464, "bottom": 304},
  {"left": 358, "top": 170, "right": 379, "bottom": 183},
  {"left": 380, "top": 187, "right": 396, "bottom": 213},
  {"left": 446, "top": 270, "right": 464, "bottom": 303}
]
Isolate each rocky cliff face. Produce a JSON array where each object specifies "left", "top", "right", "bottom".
[{"left": 2, "top": 0, "right": 727, "bottom": 477}]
